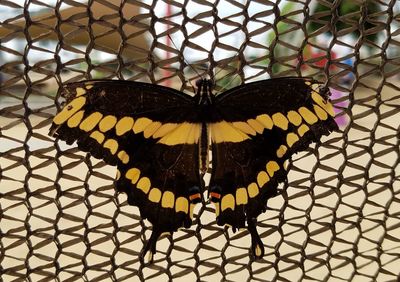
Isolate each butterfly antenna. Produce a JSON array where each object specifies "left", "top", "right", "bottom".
[
  {"left": 213, "top": 50, "right": 243, "bottom": 92},
  {"left": 220, "top": 73, "right": 241, "bottom": 92},
  {"left": 167, "top": 34, "right": 202, "bottom": 91}
]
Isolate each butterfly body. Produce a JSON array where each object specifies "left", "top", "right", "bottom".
[{"left": 50, "top": 77, "right": 338, "bottom": 260}]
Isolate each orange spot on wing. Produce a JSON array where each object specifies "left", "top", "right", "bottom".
[
  {"left": 210, "top": 192, "right": 221, "bottom": 199},
  {"left": 189, "top": 193, "right": 201, "bottom": 201}
]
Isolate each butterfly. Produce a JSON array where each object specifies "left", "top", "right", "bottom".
[{"left": 49, "top": 77, "right": 338, "bottom": 260}]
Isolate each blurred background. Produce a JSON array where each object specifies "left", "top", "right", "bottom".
[{"left": 1, "top": 1, "right": 399, "bottom": 281}]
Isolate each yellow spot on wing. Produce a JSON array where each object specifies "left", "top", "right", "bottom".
[
  {"left": 255, "top": 244, "right": 263, "bottom": 257},
  {"left": 117, "top": 150, "right": 129, "bottom": 164},
  {"left": 232, "top": 121, "right": 256, "bottom": 135},
  {"left": 158, "top": 122, "right": 201, "bottom": 145},
  {"left": 144, "top": 121, "right": 162, "bottom": 138},
  {"left": 175, "top": 197, "right": 189, "bottom": 213},
  {"left": 247, "top": 119, "right": 264, "bottom": 134},
  {"left": 67, "top": 110, "right": 84, "bottom": 128},
  {"left": 266, "top": 161, "right": 279, "bottom": 177},
  {"left": 104, "top": 139, "right": 118, "bottom": 155},
  {"left": 276, "top": 144, "right": 287, "bottom": 158},
  {"left": 116, "top": 117, "right": 134, "bottom": 136},
  {"left": 214, "top": 202, "right": 220, "bottom": 217},
  {"left": 256, "top": 114, "right": 273, "bottom": 129},
  {"left": 152, "top": 123, "right": 178, "bottom": 139},
  {"left": 283, "top": 160, "right": 288, "bottom": 171},
  {"left": 236, "top": 188, "right": 248, "bottom": 205},
  {"left": 79, "top": 112, "right": 103, "bottom": 132},
  {"left": 311, "top": 91, "right": 335, "bottom": 117},
  {"left": 272, "top": 113, "right": 289, "bottom": 130},
  {"left": 161, "top": 191, "right": 175, "bottom": 208},
  {"left": 311, "top": 91, "right": 324, "bottom": 105},
  {"left": 76, "top": 87, "right": 86, "bottom": 97},
  {"left": 85, "top": 84, "right": 94, "bottom": 90},
  {"left": 297, "top": 124, "right": 310, "bottom": 137},
  {"left": 287, "top": 111, "right": 302, "bottom": 126},
  {"left": 116, "top": 170, "right": 121, "bottom": 180},
  {"left": 137, "top": 177, "right": 151, "bottom": 194},
  {"left": 311, "top": 83, "right": 320, "bottom": 91},
  {"left": 299, "top": 107, "right": 318, "bottom": 125},
  {"left": 53, "top": 97, "right": 86, "bottom": 125},
  {"left": 210, "top": 121, "right": 250, "bottom": 143},
  {"left": 148, "top": 188, "right": 162, "bottom": 203},
  {"left": 189, "top": 204, "right": 195, "bottom": 219},
  {"left": 125, "top": 168, "right": 140, "bottom": 184},
  {"left": 257, "top": 171, "right": 270, "bottom": 187},
  {"left": 313, "top": 104, "right": 328, "bottom": 120},
  {"left": 99, "top": 115, "right": 117, "bottom": 132},
  {"left": 325, "top": 102, "right": 335, "bottom": 117},
  {"left": 248, "top": 182, "right": 259, "bottom": 198},
  {"left": 90, "top": 131, "right": 105, "bottom": 144},
  {"left": 132, "top": 117, "right": 152, "bottom": 134},
  {"left": 221, "top": 194, "right": 235, "bottom": 211},
  {"left": 286, "top": 132, "right": 299, "bottom": 147}
]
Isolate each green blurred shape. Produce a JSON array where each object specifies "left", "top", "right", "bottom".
[{"left": 309, "top": 1, "right": 381, "bottom": 43}]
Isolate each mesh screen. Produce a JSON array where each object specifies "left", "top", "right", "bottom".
[{"left": 1, "top": 0, "right": 400, "bottom": 281}]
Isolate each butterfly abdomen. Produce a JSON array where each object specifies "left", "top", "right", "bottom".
[{"left": 199, "top": 123, "right": 210, "bottom": 175}]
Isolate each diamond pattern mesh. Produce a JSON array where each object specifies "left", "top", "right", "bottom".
[{"left": 1, "top": 0, "right": 399, "bottom": 281}]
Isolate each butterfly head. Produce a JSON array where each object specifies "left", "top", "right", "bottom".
[{"left": 195, "top": 78, "right": 214, "bottom": 105}]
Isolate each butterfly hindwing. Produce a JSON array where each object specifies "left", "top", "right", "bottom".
[
  {"left": 50, "top": 80, "right": 203, "bottom": 257},
  {"left": 210, "top": 77, "right": 338, "bottom": 257},
  {"left": 115, "top": 140, "right": 202, "bottom": 254}
]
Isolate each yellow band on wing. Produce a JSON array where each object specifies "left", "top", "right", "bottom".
[
  {"left": 210, "top": 121, "right": 250, "bottom": 143},
  {"left": 157, "top": 122, "right": 201, "bottom": 145}
]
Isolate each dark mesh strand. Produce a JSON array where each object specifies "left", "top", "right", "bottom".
[{"left": 0, "top": 1, "right": 399, "bottom": 281}]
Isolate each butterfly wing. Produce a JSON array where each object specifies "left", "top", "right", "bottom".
[
  {"left": 50, "top": 80, "right": 203, "bottom": 258},
  {"left": 209, "top": 77, "right": 338, "bottom": 258}
]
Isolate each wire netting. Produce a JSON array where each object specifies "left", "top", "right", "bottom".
[{"left": 1, "top": 0, "right": 399, "bottom": 281}]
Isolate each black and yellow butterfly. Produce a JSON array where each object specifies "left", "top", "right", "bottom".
[{"left": 49, "top": 77, "right": 338, "bottom": 260}]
